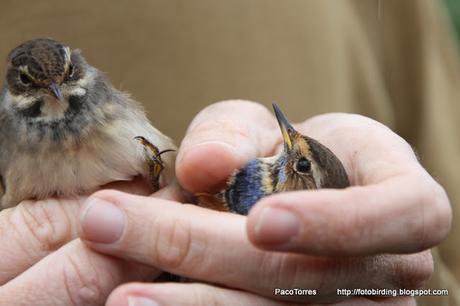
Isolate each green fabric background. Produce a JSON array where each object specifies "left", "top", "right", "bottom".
[{"left": 445, "top": 0, "right": 460, "bottom": 41}]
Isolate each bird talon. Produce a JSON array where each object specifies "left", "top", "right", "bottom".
[{"left": 134, "top": 136, "right": 175, "bottom": 190}]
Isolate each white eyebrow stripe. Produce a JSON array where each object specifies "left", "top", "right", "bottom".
[
  {"left": 63, "top": 47, "right": 71, "bottom": 72},
  {"left": 18, "top": 65, "right": 30, "bottom": 74},
  {"left": 64, "top": 47, "right": 71, "bottom": 62}
]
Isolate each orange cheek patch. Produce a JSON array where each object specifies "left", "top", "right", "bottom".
[{"left": 293, "top": 136, "right": 311, "bottom": 158}]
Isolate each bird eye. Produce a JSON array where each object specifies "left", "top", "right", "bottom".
[
  {"left": 19, "top": 72, "right": 32, "bottom": 85},
  {"left": 296, "top": 158, "right": 311, "bottom": 173},
  {"left": 68, "top": 64, "right": 75, "bottom": 78},
  {"left": 65, "top": 64, "right": 79, "bottom": 82}
]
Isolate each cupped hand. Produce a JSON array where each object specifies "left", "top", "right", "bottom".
[
  {"left": 78, "top": 100, "right": 450, "bottom": 305},
  {"left": 0, "top": 178, "right": 171, "bottom": 306}
]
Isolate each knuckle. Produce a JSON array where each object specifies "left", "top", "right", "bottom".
[
  {"left": 276, "top": 254, "right": 336, "bottom": 297},
  {"left": 413, "top": 180, "right": 452, "bottom": 250},
  {"left": 332, "top": 204, "right": 366, "bottom": 254},
  {"left": 11, "top": 199, "right": 74, "bottom": 254},
  {"left": 259, "top": 252, "right": 286, "bottom": 289},
  {"left": 61, "top": 252, "right": 105, "bottom": 306},
  {"left": 393, "top": 251, "right": 434, "bottom": 289},
  {"left": 153, "top": 215, "right": 194, "bottom": 271},
  {"left": 429, "top": 182, "right": 452, "bottom": 236},
  {"left": 414, "top": 251, "right": 434, "bottom": 286}
]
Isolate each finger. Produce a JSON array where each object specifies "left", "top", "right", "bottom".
[
  {"left": 0, "top": 239, "right": 158, "bottom": 306},
  {"left": 151, "top": 182, "right": 194, "bottom": 203},
  {"left": 107, "top": 283, "right": 284, "bottom": 306},
  {"left": 246, "top": 173, "right": 451, "bottom": 255},
  {"left": 0, "top": 177, "right": 155, "bottom": 285},
  {"left": 176, "top": 100, "right": 280, "bottom": 192},
  {"left": 106, "top": 283, "right": 416, "bottom": 306},
  {"left": 102, "top": 175, "right": 153, "bottom": 196},
  {"left": 107, "top": 176, "right": 193, "bottom": 203},
  {"left": 78, "top": 190, "right": 431, "bottom": 302},
  {"left": 0, "top": 197, "right": 82, "bottom": 284}
]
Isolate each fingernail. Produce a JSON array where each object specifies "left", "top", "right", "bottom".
[
  {"left": 254, "top": 207, "right": 300, "bottom": 245},
  {"left": 80, "top": 198, "right": 125, "bottom": 244},
  {"left": 128, "top": 296, "right": 160, "bottom": 306}
]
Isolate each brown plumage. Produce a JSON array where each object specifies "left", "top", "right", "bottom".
[{"left": 0, "top": 38, "right": 176, "bottom": 208}]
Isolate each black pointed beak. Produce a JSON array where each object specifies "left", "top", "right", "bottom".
[
  {"left": 48, "top": 83, "right": 62, "bottom": 101},
  {"left": 272, "top": 103, "right": 295, "bottom": 150}
]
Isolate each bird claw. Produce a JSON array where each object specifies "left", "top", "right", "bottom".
[{"left": 134, "top": 136, "right": 175, "bottom": 191}]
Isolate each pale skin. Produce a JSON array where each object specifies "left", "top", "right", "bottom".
[{"left": 0, "top": 100, "right": 451, "bottom": 305}]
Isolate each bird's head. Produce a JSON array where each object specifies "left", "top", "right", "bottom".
[
  {"left": 272, "top": 103, "right": 349, "bottom": 191},
  {"left": 3, "top": 38, "right": 96, "bottom": 121}
]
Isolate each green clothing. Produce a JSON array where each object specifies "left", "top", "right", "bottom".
[{"left": 1, "top": 0, "right": 459, "bottom": 305}]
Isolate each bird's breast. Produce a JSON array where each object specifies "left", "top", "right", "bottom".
[
  {"left": 224, "top": 159, "right": 274, "bottom": 215},
  {"left": 4, "top": 113, "right": 172, "bottom": 206}
]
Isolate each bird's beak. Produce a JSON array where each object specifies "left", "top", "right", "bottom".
[
  {"left": 272, "top": 103, "right": 294, "bottom": 151},
  {"left": 48, "top": 83, "right": 62, "bottom": 101}
]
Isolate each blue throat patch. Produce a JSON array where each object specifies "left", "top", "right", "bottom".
[{"left": 224, "top": 159, "right": 270, "bottom": 215}]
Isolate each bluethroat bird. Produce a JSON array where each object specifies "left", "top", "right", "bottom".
[
  {"left": 0, "top": 38, "right": 175, "bottom": 208},
  {"left": 198, "top": 103, "right": 350, "bottom": 215}
]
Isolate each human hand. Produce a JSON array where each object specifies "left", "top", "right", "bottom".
[
  {"left": 0, "top": 178, "right": 170, "bottom": 306},
  {"left": 79, "top": 100, "right": 451, "bottom": 305}
]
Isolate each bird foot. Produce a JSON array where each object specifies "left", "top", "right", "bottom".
[{"left": 134, "top": 136, "right": 175, "bottom": 191}]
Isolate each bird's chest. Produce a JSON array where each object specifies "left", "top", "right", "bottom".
[
  {"left": 224, "top": 159, "right": 275, "bottom": 215},
  {"left": 7, "top": 119, "right": 147, "bottom": 202}
]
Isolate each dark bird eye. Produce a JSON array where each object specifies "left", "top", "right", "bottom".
[
  {"left": 65, "top": 64, "right": 78, "bottom": 82},
  {"left": 19, "top": 72, "right": 32, "bottom": 85},
  {"left": 296, "top": 158, "right": 311, "bottom": 173},
  {"left": 68, "top": 64, "right": 75, "bottom": 78}
]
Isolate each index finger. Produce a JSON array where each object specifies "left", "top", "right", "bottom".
[{"left": 176, "top": 100, "right": 280, "bottom": 192}]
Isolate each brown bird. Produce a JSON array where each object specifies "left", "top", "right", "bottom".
[{"left": 0, "top": 38, "right": 176, "bottom": 208}]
